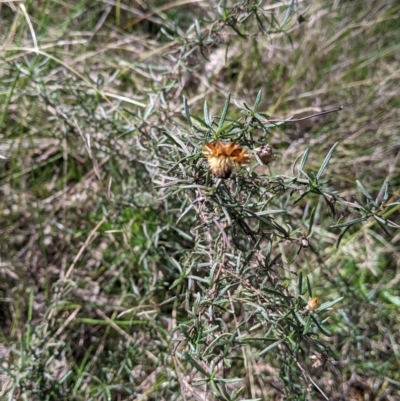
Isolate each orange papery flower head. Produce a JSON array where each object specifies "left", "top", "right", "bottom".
[{"left": 202, "top": 141, "right": 250, "bottom": 179}]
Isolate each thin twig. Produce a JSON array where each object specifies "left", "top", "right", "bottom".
[{"left": 266, "top": 106, "right": 343, "bottom": 123}]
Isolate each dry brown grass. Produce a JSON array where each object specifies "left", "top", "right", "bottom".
[{"left": 0, "top": 0, "right": 399, "bottom": 400}]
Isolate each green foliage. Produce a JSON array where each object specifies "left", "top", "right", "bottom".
[
  {"left": 156, "top": 93, "right": 397, "bottom": 399},
  {"left": 0, "top": 0, "right": 399, "bottom": 400}
]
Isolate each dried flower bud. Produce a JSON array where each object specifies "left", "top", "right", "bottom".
[
  {"left": 307, "top": 297, "right": 320, "bottom": 311},
  {"left": 297, "top": 14, "right": 306, "bottom": 24},
  {"left": 300, "top": 237, "right": 309, "bottom": 248},
  {"left": 254, "top": 144, "right": 276, "bottom": 165},
  {"left": 309, "top": 351, "right": 328, "bottom": 370}
]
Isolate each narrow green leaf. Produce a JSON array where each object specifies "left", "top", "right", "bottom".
[
  {"left": 229, "top": 21, "right": 246, "bottom": 38},
  {"left": 294, "top": 190, "right": 310, "bottom": 205},
  {"left": 336, "top": 225, "right": 351, "bottom": 248},
  {"left": 169, "top": 277, "right": 183, "bottom": 290},
  {"left": 310, "top": 315, "right": 331, "bottom": 336},
  {"left": 254, "top": 90, "right": 262, "bottom": 110},
  {"left": 204, "top": 100, "right": 212, "bottom": 127},
  {"left": 356, "top": 180, "right": 373, "bottom": 201},
  {"left": 191, "top": 114, "right": 212, "bottom": 130},
  {"left": 294, "top": 311, "right": 306, "bottom": 326},
  {"left": 262, "top": 121, "right": 287, "bottom": 129},
  {"left": 174, "top": 184, "right": 211, "bottom": 190},
  {"left": 376, "top": 179, "right": 390, "bottom": 206},
  {"left": 237, "top": 399, "right": 262, "bottom": 401},
  {"left": 381, "top": 290, "right": 400, "bottom": 306},
  {"left": 263, "top": 235, "right": 273, "bottom": 267},
  {"left": 171, "top": 226, "right": 193, "bottom": 241},
  {"left": 193, "top": 380, "right": 208, "bottom": 387},
  {"left": 307, "top": 207, "right": 316, "bottom": 236},
  {"left": 306, "top": 277, "right": 312, "bottom": 298},
  {"left": 383, "top": 181, "right": 390, "bottom": 202},
  {"left": 374, "top": 215, "right": 400, "bottom": 228},
  {"left": 239, "top": 101, "right": 252, "bottom": 111},
  {"left": 184, "top": 352, "right": 209, "bottom": 376},
  {"left": 268, "top": 253, "right": 282, "bottom": 269},
  {"left": 217, "top": 92, "right": 231, "bottom": 131},
  {"left": 188, "top": 275, "right": 209, "bottom": 284},
  {"left": 297, "top": 167, "right": 311, "bottom": 181},
  {"left": 256, "top": 307, "right": 271, "bottom": 323},
  {"left": 193, "top": 292, "right": 201, "bottom": 313},
  {"left": 330, "top": 217, "right": 367, "bottom": 228},
  {"left": 163, "top": 131, "right": 189, "bottom": 155},
  {"left": 167, "top": 256, "right": 182, "bottom": 273},
  {"left": 203, "top": 325, "right": 220, "bottom": 335},
  {"left": 0, "top": 68, "right": 20, "bottom": 129},
  {"left": 292, "top": 151, "right": 305, "bottom": 176},
  {"left": 183, "top": 96, "right": 192, "bottom": 128},
  {"left": 252, "top": 209, "right": 287, "bottom": 216},
  {"left": 259, "top": 337, "right": 286, "bottom": 356},
  {"left": 214, "top": 377, "right": 243, "bottom": 383},
  {"left": 282, "top": 1, "right": 294, "bottom": 25},
  {"left": 217, "top": 0, "right": 227, "bottom": 16},
  {"left": 318, "top": 297, "right": 344, "bottom": 311},
  {"left": 303, "top": 314, "right": 312, "bottom": 335},
  {"left": 256, "top": 13, "right": 267, "bottom": 34},
  {"left": 298, "top": 148, "right": 310, "bottom": 175},
  {"left": 176, "top": 202, "right": 195, "bottom": 224},
  {"left": 263, "top": 288, "right": 292, "bottom": 301},
  {"left": 218, "top": 380, "right": 230, "bottom": 399},
  {"left": 374, "top": 214, "right": 388, "bottom": 225},
  {"left": 144, "top": 96, "right": 155, "bottom": 120},
  {"left": 210, "top": 380, "right": 221, "bottom": 396},
  {"left": 194, "top": 19, "right": 201, "bottom": 38},
  {"left": 373, "top": 216, "right": 391, "bottom": 235},
  {"left": 298, "top": 272, "right": 303, "bottom": 295},
  {"left": 385, "top": 202, "right": 400, "bottom": 207},
  {"left": 316, "top": 142, "right": 338, "bottom": 180}
]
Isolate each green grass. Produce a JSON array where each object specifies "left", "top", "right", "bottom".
[{"left": 0, "top": 0, "right": 399, "bottom": 400}]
